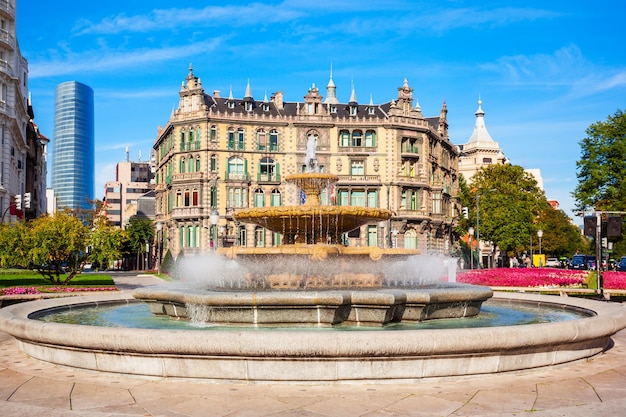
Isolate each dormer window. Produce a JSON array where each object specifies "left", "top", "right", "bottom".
[
  {"left": 245, "top": 101, "right": 253, "bottom": 112},
  {"left": 368, "top": 106, "right": 375, "bottom": 115},
  {"left": 330, "top": 105, "right": 337, "bottom": 114},
  {"left": 349, "top": 105, "right": 357, "bottom": 116},
  {"left": 263, "top": 103, "right": 270, "bottom": 112},
  {"left": 227, "top": 101, "right": 235, "bottom": 109}
]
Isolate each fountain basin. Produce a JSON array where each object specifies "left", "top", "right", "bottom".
[
  {"left": 1, "top": 292, "right": 625, "bottom": 382},
  {"left": 133, "top": 284, "right": 493, "bottom": 326}
]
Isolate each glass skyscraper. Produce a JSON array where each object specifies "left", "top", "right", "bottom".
[{"left": 52, "top": 81, "right": 95, "bottom": 210}]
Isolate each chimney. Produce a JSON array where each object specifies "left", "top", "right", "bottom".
[
  {"left": 271, "top": 91, "right": 284, "bottom": 110},
  {"left": 213, "top": 90, "right": 221, "bottom": 98}
]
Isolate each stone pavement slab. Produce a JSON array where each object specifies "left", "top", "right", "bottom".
[{"left": 1, "top": 275, "right": 626, "bottom": 416}]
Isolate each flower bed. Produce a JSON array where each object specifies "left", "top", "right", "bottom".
[
  {"left": 457, "top": 268, "right": 588, "bottom": 288},
  {"left": 602, "top": 271, "right": 626, "bottom": 290},
  {"left": 0, "top": 286, "right": 118, "bottom": 296}
]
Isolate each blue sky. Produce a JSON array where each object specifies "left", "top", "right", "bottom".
[{"left": 17, "top": 1, "right": 626, "bottom": 223}]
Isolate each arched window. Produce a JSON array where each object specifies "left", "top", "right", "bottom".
[
  {"left": 210, "top": 125, "right": 217, "bottom": 142},
  {"left": 179, "top": 157, "right": 186, "bottom": 173},
  {"left": 192, "top": 188, "right": 199, "bottom": 206},
  {"left": 237, "top": 128, "right": 245, "bottom": 150},
  {"left": 259, "top": 157, "right": 277, "bottom": 182},
  {"left": 184, "top": 189, "right": 190, "bottom": 206},
  {"left": 255, "top": 226, "right": 265, "bottom": 247},
  {"left": 351, "top": 130, "right": 363, "bottom": 147},
  {"left": 257, "top": 129, "right": 266, "bottom": 151},
  {"left": 227, "top": 128, "right": 236, "bottom": 149},
  {"left": 404, "top": 229, "right": 418, "bottom": 249},
  {"left": 196, "top": 156, "right": 201, "bottom": 172},
  {"left": 227, "top": 157, "right": 247, "bottom": 180},
  {"left": 254, "top": 189, "right": 265, "bottom": 207},
  {"left": 269, "top": 129, "right": 279, "bottom": 151},
  {"left": 339, "top": 130, "right": 350, "bottom": 147},
  {"left": 271, "top": 189, "right": 281, "bottom": 206},
  {"left": 365, "top": 130, "right": 376, "bottom": 147},
  {"left": 176, "top": 189, "right": 182, "bottom": 207},
  {"left": 210, "top": 154, "right": 217, "bottom": 172}
]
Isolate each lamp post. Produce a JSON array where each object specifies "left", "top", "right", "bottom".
[
  {"left": 537, "top": 229, "right": 543, "bottom": 267},
  {"left": 392, "top": 228, "right": 398, "bottom": 248},
  {"left": 155, "top": 221, "right": 163, "bottom": 275},
  {"left": 468, "top": 227, "right": 475, "bottom": 270},
  {"left": 209, "top": 209, "right": 219, "bottom": 251}
]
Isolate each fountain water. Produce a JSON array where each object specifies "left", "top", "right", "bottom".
[{"left": 134, "top": 152, "right": 492, "bottom": 326}]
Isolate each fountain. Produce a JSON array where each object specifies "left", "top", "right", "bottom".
[
  {"left": 134, "top": 136, "right": 492, "bottom": 326},
  {"left": 1, "top": 138, "right": 626, "bottom": 382}
]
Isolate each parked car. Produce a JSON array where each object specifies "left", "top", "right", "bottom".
[
  {"left": 569, "top": 254, "right": 588, "bottom": 270},
  {"left": 545, "top": 257, "right": 560, "bottom": 268},
  {"left": 618, "top": 256, "right": 626, "bottom": 272},
  {"left": 586, "top": 255, "right": 597, "bottom": 270}
]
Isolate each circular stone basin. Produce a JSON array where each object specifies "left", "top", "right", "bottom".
[
  {"left": 1, "top": 292, "right": 625, "bottom": 382},
  {"left": 133, "top": 283, "right": 494, "bottom": 326}
]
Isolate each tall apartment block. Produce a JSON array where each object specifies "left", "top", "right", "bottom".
[
  {"left": 0, "top": 0, "right": 47, "bottom": 223},
  {"left": 153, "top": 66, "right": 460, "bottom": 257},
  {"left": 51, "top": 81, "right": 94, "bottom": 210},
  {"left": 104, "top": 156, "right": 154, "bottom": 228}
]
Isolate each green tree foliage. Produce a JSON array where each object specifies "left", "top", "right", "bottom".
[
  {"left": 89, "top": 215, "right": 128, "bottom": 270},
  {"left": 537, "top": 205, "right": 587, "bottom": 257},
  {"left": 470, "top": 164, "right": 546, "bottom": 255},
  {"left": 573, "top": 109, "right": 626, "bottom": 256},
  {"left": 160, "top": 249, "right": 175, "bottom": 275},
  {"left": 29, "top": 212, "right": 90, "bottom": 283},
  {"left": 574, "top": 109, "right": 626, "bottom": 212},
  {"left": 125, "top": 218, "right": 155, "bottom": 269}
]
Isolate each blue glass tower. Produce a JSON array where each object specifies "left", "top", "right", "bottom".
[{"left": 52, "top": 81, "right": 95, "bottom": 210}]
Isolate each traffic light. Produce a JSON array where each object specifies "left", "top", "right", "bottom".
[
  {"left": 23, "top": 192, "right": 31, "bottom": 209},
  {"left": 14, "top": 194, "right": 21, "bottom": 210},
  {"left": 583, "top": 216, "right": 596, "bottom": 237},
  {"left": 607, "top": 216, "right": 622, "bottom": 238},
  {"left": 462, "top": 207, "right": 469, "bottom": 219}
]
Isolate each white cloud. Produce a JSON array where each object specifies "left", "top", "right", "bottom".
[{"left": 28, "top": 38, "right": 224, "bottom": 78}]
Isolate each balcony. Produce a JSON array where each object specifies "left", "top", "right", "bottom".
[
  {"left": 0, "top": 1, "right": 16, "bottom": 18},
  {"left": 395, "top": 175, "right": 428, "bottom": 188},
  {"left": 257, "top": 172, "right": 281, "bottom": 184},
  {"left": 396, "top": 209, "right": 429, "bottom": 221},
  {"left": 171, "top": 206, "right": 205, "bottom": 219},
  {"left": 337, "top": 146, "right": 376, "bottom": 154},
  {"left": 336, "top": 175, "right": 380, "bottom": 185},
  {"left": 172, "top": 172, "right": 205, "bottom": 183},
  {"left": 225, "top": 172, "right": 250, "bottom": 182}
]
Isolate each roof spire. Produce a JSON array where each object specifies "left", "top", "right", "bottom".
[
  {"left": 467, "top": 96, "right": 495, "bottom": 144},
  {"left": 244, "top": 79, "right": 253, "bottom": 100},
  {"left": 325, "top": 62, "right": 339, "bottom": 104},
  {"left": 348, "top": 79, "right": 357, "bottom": 104}
]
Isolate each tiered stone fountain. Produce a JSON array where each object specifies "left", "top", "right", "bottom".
[{"left": 135, "top": 142, "right": 493, "bottom": 326}]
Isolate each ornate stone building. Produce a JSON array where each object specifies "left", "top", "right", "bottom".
[{"left": 153, "top": 66, "right": 460, "bottom": 257}]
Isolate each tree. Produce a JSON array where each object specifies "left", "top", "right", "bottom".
[
  {"left": 470, "top": 164, "right": 546, "bottom": 256},
  {"left": 573, "top": 109, "right": 626, "bottom": 212},
  {"left": 28, "top": 212, "right": 90, "bottom": 283},
  {"left": 125, "top": 217, "right": 155, "bottom": 270},
  {"left": 537, "top": 206, "right": 587, "bottom": 257},
  {"left": 89, "top": 215, "right": 128, "bottom": 270}
]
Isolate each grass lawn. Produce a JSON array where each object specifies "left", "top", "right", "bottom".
[{"left": 0, "top": 269, "right": 116, "bottom": 292}]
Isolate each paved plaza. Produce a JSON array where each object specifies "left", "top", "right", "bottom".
[{"left": 1, "top": 274, "right": 626, "bottom": 416}]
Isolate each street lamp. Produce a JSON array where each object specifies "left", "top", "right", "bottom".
[
  {"left": 209, "top": 209, "right": 219, "bottom": 251},
  {"left": 155, "top": 221, "right": 163, "bottom": 274},
  {"left": 537, "top": 229, "right": 543, "bottom": 267},
  {"left": 468, "top": 227, "right": 475, "bottom": 270}
]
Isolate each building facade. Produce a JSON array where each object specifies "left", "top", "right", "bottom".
[
  {"left": 51, "top": 81, "right": 94, "bottom": 210},
  {"left": 104, "top": 159, "right": 154, "bottom": 228},
  {"left": 0, "top": 0, "right": 47, "bottom": 223},
  {"left": 153, "top": 66, "right": 461, "bottom": 257}
]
